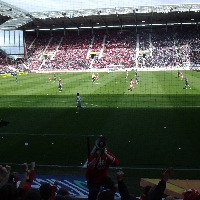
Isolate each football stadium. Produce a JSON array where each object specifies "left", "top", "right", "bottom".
[{"left": 0, "top": 0, "right": 200, "bottom": 199}]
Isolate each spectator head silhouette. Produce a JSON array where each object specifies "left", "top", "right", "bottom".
[
  {"left": 40, "top": 182, "right": 52, "bottom": 200},
  {"left": 97, "top": 189, "right": 114, "bottom": 200},
  {"left": 57, "top": 187, "right": 70, "bottom": 196},
  {"left": 54, "top": 195, "right": 66, "bottom": 200},
  {"left": 0, "top": 183, "right": 19, "bottom": 200},
  {"left": 183, "top": 189, "right": 200, "bottom": 200},
  {"left": 18, "top": 188, "right": 41, "bottom": 200}
]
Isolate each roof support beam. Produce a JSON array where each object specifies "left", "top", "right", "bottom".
[
  {"left": 181, "top": 6, "right": 192, "bottom": 24},
  {"left": 50, "top": 18, "right": 63, "bottom": 26},
  {"left": 82, "top": 16, "right": 92, "bottom": 26},
  {"left": 116, "top": 13, "right": 121, "bottom": 24},
  {"left": 65, "top": 16, "right": 79, "bottom": 28},
  {"left": 98, "top": 13, "right": 107, "bottom": 26}
]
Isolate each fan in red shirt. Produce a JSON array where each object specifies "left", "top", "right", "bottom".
[{"left": 86, "top": 136, "right": 119, "bottom": 200}]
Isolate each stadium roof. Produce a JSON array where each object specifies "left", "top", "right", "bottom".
[{"left": 0, "top": 1, "right": 200, "bottom": 30}]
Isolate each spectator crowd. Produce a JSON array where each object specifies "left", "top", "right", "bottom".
[
  {"left": 0, "top": 27, "right": 200, "bottom": 74},
  {"left": 0, "top": 136, "right": 199, "bottom": 200}
]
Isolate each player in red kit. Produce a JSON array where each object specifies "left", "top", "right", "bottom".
[
  {"left": 128, "top": 79, "right": 134, "bottom": 91},
  {"left": 96, "top": 73, "right": 99, "bottom": 81},
  {"left": 48, "top": 74, "right": 52, "bottom": 81},
  {"left": 86, "top": 136, "right": 119, "bottom": 200},
  {"left": 179, "top": 72, "right": 183, "bottom": 80}
]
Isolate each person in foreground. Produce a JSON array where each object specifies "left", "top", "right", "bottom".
[
  {"left": 143, "top": 167, "right": 174, "bottom": 200},
  {"left": 117, "top": 171, "right": 137, "bottom": 200},
  {"left": 86, "top": 135, "right": 119, "bottom": 200},
  {"left": 183, "top": 188, "right": 200, "bottom": 200},
  {"left": 117, "top": 167, "right": 174, "bottom": 200}
]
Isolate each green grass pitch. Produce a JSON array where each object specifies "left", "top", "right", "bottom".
[{"left": 0, "top": 70, "right": 200, "bottom": 182}]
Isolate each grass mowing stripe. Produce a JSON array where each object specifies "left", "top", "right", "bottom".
[
  {"left": 1, "top": 71, "right": 200, "bottom": 170},
  {"left": 1, "top": 94, "right": 200, "bottom": 107}
]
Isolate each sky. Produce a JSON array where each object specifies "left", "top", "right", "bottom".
[{"left": 3, "top": 0, "right": 200, "bottom": 12}]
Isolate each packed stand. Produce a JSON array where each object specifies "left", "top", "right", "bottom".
[
  {"left": 0, "top": 162, "right": 71, "bottom": 200},
  {"left": 148, "top": 30, "right": 178, "bottom": 68},
  {"left": 176, "top": 28, "right": 200, "bottom": 65},
  {"left": 52, "top": 31, "right": 93, "bottom": 70},
  {"left": 91, "top": 30, "right": 136, "bottom": 69},
  {"left": 0, "top": 161, "right": 198, "bottom": 200},
  {"left": 1, "top": 28, "right": 200, "bottom": 73},
  {"left": 25, "top": 32, "right": 51, "bottom": 70}
]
